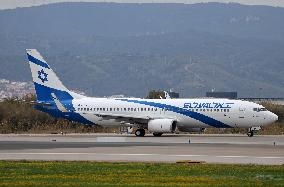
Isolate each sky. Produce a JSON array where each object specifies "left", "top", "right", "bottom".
[{"left": 0, "top": 0, "right": 284, "bottom": 10}]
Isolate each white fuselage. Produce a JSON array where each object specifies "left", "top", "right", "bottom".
[{"left": 72, "top": 97, "right": 278, "bottom": 129}]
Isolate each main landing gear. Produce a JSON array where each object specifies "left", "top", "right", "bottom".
[
  {"left": 134, "top": 129, "right": 163, "bottom": 137},
  {"left": 135, "top": 129, "right": 145, "bottom": 137},
  {"left": 153, "top": 132, "right": 163, "bottom": 137}
]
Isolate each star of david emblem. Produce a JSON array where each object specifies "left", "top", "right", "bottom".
[{"left": 38, "top": 69, "right": 48, "bottom": 83}]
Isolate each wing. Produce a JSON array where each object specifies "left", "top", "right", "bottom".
[{"left": 91, "top": 112, "right": 152, "bottom": 124}]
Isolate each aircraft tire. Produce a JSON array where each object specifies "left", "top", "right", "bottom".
[
  {"left": 153, "top": 132, "right": 163, "bottom": 137},
  {"left": 135, "top": 129, "right": 145, "bottom": 137},
  {"left": 247, "top": 131, "right": 254, "bottom": 137}
]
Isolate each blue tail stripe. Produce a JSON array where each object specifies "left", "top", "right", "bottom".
[
  {"left": 34, "top": 82, "right": 93, "bottom": 125},
  {"left": 27, "top": 53, "right": 50, "bottom": 69},
  {"left": 34, "top": 82, "right": 74, "bottom": 111},
  {"left": 117, "top": 99, "right": 232, "bottom": 128}
]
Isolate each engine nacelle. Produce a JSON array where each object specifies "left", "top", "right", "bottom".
[
  {"left": 148, "top": 119, "right": 177, "bottom": 133},
  {"left": 178, "top": 127, "right": 206, "bottom": 133}
]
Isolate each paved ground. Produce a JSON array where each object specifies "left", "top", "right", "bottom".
[{"left": 0, "top": 134, "right": 283, "bottom": 165}]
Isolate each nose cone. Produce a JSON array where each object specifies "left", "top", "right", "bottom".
[
  {"left": 269, "top": 112, "right": 278, "bottom": 124},
  {"left": 272, "top": 113, "right": 278, "bottom": 122}
]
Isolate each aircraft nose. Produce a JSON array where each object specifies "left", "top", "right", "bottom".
[{"left": 269, "top": 113, "right": 278, "bottom": 123}]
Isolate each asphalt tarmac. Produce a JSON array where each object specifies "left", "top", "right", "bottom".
[{"left": 0, "top": 134, "right": 283, "bottom": 165}]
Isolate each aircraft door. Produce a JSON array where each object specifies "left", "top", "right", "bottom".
[
  {"left": 239, "top": 106, "right": 246, "bottom": 118},
  {"left": 236, "top": 106, "right": 247, "bottom": 127},
  {"left": 160, "top": 108, "right": 165, "bottom": 116}
]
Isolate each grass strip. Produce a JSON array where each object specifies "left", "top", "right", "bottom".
[{"left": 0, "top": 161, "right": 283, "bottom": 186}]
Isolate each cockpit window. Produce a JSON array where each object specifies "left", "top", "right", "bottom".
[{"left": 253, "top": 108, "right": 267, "bottom": 112}]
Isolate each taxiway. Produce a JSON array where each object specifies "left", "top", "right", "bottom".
[{"left": 0, "top": 134, "right": 283, "bottom": 165}]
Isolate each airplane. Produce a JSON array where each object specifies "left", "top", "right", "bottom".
[
  {"left": 164, "top": 91, "right": 171, "bottom": 99},
  {"left": 26, "top": 49, "right": 278, "bottom": 137},
  {"left": 160, "top": 91, "right": 171, "bottom": 99}
]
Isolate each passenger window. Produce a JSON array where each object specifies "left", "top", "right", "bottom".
[{"left": 239, "top": 107, "right": 245, "bottom": 111}]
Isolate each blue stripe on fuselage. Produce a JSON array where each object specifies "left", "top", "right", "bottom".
[
  {"left": 33, "top": 83, "right": 93, "bottom": 125},
  {"left": 27, "top": 53, "right": 50, "bottom": 69},
  {"left": 116, "top": 99, "right": 232, "bottom": 128},
  {"left": 35, "top": 106, "right": 94, "bottom": 125}
]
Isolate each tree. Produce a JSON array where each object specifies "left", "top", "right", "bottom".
[{"left": 146, "top": 90, "right": 165, "bottom": 99}]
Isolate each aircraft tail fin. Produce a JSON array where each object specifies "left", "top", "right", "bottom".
[
  {"left": 164, "top": 91, "right": 171, "bottom": 99},
  {"left": 26, "top": 49, "right": 85, "bottom": 102}
]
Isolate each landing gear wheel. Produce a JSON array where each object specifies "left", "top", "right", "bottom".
[
  {"left": 135, "top": 129, "right": 145, "bottom": 137},
  {"left": 153, "top": 132, "right": 163, "bottom": 137},
  {"left": 247, "top": 131, "right": 254, "bottom": 137}
]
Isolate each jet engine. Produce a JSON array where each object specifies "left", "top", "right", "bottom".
[{"left": 148, "top": 119, "right": 177, "bottom": 133}]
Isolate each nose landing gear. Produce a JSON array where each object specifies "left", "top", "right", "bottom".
[
  {"left": 247, "top": 131, "right": 254, "bottom": 137},
  {"left": 247, "top": 126, "right": 261, "bottom": 137}
]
